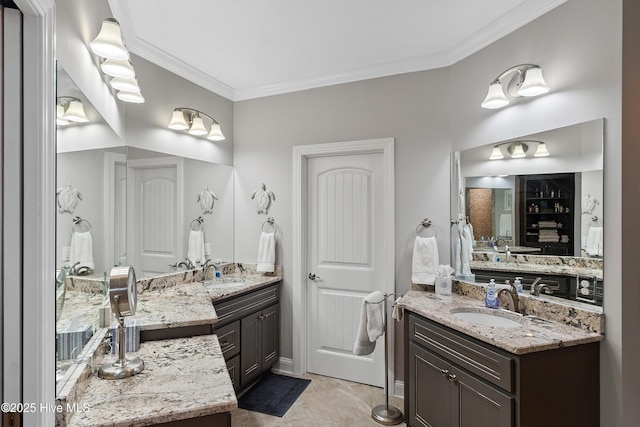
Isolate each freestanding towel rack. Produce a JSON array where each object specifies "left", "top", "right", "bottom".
[{"left": 366, "top": 293, "right": 403, "bottom": 425}]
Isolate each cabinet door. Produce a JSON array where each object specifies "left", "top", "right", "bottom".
[
  {"left": 261, "top": 303, "right": 279, "bottom": 368},
  {"left": 240, "top": 312, "right": 262, "bottom": 387},
  {"left": 452, "top": 366, "right": 513, "bottom": 427},
  {"left": 409, "top": 342, "right": 453, "bottom": 427}
]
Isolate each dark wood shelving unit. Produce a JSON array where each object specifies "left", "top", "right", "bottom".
[{"left": 518, "top": 173, "right": 575, "bottom": 256}]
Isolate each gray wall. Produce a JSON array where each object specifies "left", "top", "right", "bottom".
[{"left": 234, "top": 0, "right": 628, "bottom": 424}]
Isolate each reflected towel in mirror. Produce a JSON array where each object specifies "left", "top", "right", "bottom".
[
  {"left": 187, "top": 230, "right": 206, "bottom": 265},
  {"left": 69, "top": 231, "right": 94, "bottom": 272},
  {"left": 585, "top": 226, "right": 603, "bottom": 256},
  {"left": 257, "top": 231, "right": 275, "bottom": 273},
  {"left": 412, "top": 236, "right": 439, "bottom": 284}
]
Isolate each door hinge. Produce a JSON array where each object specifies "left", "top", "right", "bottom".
[{"left": 3, "top": 412, "right": 21, "bottom": 427}]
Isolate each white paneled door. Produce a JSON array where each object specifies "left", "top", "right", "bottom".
[
  {"left": 128, "top": 158, "right": 183, "bottom": 277},
  {"left": 306, "top": 152, "right": 386, "bottom": 387}
]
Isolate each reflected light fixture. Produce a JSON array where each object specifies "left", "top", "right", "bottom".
[
  {"left": 90, "top": 18, "right": 144, "bottom": 103},
  {"left": 167, "top": 108, "right": 226, "bottom": 141},
  {"left": 481, "top": 64, "right": 550, "bottom": 109},
  {"left": 534, "top": 141, "right": 550, "bottom": 157},
  {"left": 89, "top": 18, "right": 129, "bottom": 60},
  {"left": 57, "top": 97, "right": 90, "bottom": 125},
  {"left": 489, "top": 140, "right": 550, "bottom": 160}
]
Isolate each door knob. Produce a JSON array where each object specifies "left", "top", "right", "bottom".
[{"left": 308, "top": 273, "right": 320, "bottom": 281}]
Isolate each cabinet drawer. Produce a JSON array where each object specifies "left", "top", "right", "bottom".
[
  {"left": 215, "top": 320, "right": 240, "bottom": 361},
  {"left": 214, "top": 284, "right": 279, "bottom": 325},
  {"left": 226, "top": 355, "right": 240, "bottom": 391},
  {"left": 409, "top": 314, "right": 514, "bottom": 392}
]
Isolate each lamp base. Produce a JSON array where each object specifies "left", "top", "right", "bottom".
[
  {"left": 98, "top": 356, "right": 144, "bottom": 380},
  {"left": 371, "top": 404, "right": 403, "bottom": 425}
]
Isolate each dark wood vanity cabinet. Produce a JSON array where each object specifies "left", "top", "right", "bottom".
[
  {"left": 405, "top": 312, "right": 599, "bottom": 427},
  {"left": 213, "top": 283, "right": 280, "bottom": 391}
]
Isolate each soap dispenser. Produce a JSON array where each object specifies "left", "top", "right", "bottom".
[
  {"left": 514, "top": 277, "right": 523, "bottom": 293},
  {"left": 485, "top": 279, "right": 499, "bottom": 309}
]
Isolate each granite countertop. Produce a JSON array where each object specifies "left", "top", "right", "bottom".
[
  {"left": 57, "top": 291, "right": 104, "bottom": 332},
  {"left": 67, "top": 335, "right": 236, "bottom": 427},
  {"left": 203, "top": 273, "right": 282, "bottom": 302},
  {"left": 134, "top": 281, "right": 218, "bottom": 331},
  {"left": 469, "top": 260, "right": 603, "bottom": 280},
  {"left": 397, "top": 289, "right": 604, "bottom": 355}
]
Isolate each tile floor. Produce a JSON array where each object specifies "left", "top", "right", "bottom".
[{"left": 231, "top": 373, "right": 406, "bottom": 427}]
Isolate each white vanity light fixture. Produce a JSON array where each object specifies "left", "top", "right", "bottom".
[
  {"left": 533, "top": 141, "right": 550, "bottom": 157},
  {"left": 57, "top": 96, "right": 90, "bottom": 125},
  {"left": 167, "top": 108, "right": 226, "bottom": 141},
  {"left": 89, "top": 18, "right": 129, "bottom": 60},
  {"left": 489, "top": 140, "right": 550, "bottom": 160},
  {"left": 481, "top": 64, "right": 550, "bottom": 109},
  {"left": 489, "top": 145, "right": 505, "bottom": 160},
  {"left": 90, "top": 18, "right": 144, "bottom": 103}
]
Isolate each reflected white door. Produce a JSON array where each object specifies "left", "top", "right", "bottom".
[
  {"left": 113, "top": 162, "right": 127, "bottom": 266},
  {"left": 306, "top": 152, "right": 386, "bottom": 387},
  {"left": 128, "top": 158, "right": 183, "bottom": 277}
]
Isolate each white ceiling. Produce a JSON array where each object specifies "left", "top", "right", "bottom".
[{"left": 109, "top": 0, "right": 566, "bottom": 101}]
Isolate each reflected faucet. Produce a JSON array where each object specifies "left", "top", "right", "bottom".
[
  {"left": 531, "top": 282, "right": 554, "bottom": 296},
  {"left": 177, "top": 258, "right": 195, "bottom": 270},
  {"left": 237, "top": 263, "right": 246, "bottom": 273}
]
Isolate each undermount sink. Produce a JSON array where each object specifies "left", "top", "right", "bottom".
[
  {"left": 450, "top": 307, "right": 523, "bottom": 328},
  {"left": 204, "top": 278, "right": 246, "bottom": 288}
]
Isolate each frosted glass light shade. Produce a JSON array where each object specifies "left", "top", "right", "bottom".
[
  {"left": 57, "top": 105, "right": 70, "bottom": 126},
  {"left": 189, "top": 115, "right": 208, "bottom": 136},
  {"left": 100, "top": 58, "right": 135, "bottom": 78},
  {"left": 510, "top": 143, "right": 527, "bottom": 158},
  {"left": 117, "top": 90, "right": 145, "bottom": 103},
  {"left": 89, "top": 19, "right": 129, "bottom": 60},
  {"left": 110, "top": 76, "right": 140, "bottom": 92},
  {"left": 207, "top": 123, "right": 225, "bottom": 141},
  {"left": 168, "top": 110, "right": 189, "bottom": 130},
  {"left": 517, "top": 67, "right": 549, "bottom": 97},
  {"left": 481, "top": 81, "right": 509, "bottom": 109},
  {"left": 64, "top": 100, "right": 89, "bottom": 123},
  {"left": 489, "top": 146, "right": 504, "bottom": 160},
  {"left": 534, "top": 142, "right": 550, "bottom": 157}
]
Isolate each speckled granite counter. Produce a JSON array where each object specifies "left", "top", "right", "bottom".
[
  {"left": 67, "top": 335, "right": 236, "bottom": 427},
  {"left": 204, "top": 271, "right": 282, "bottom": 301},
  {"left": 470, "top": 253, "right": 603, "bottom": 279},
  {"left": 135, "top": 281, "right": 218, "bottom": 331},
  {"left": 397, "top": 285, "right": 604, "bottom": 355}
]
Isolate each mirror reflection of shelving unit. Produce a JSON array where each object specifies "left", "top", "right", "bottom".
[{"left": 518, "top": 173, "right": 576, "bottom": 256}]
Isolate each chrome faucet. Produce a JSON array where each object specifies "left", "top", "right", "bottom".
[
  {"left": 498, "top": 280, "right": 520, "bottom": 313},
  {"left": 531, "top": 282, "right": 553, "bottom": 296},
  {"left": 204, "top": 262, "right": 221, "bottom": 279},
  {"left": 177, "top": 258, "right": 195, "bottom": 270}
]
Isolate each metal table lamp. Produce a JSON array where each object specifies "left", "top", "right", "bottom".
[{"left": 98, "top": 265, "right": 144, "bottom": 379}]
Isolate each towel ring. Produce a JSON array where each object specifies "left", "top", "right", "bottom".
[
  {"left": 190, "top": 216, "right": 204, "bottom": 231},
  {"left": 262, "top": 217, "right": 277, "bottom": 233},
  {"left": 415, "top": 218, "right": 437, "bottom": 237},
  {"left": 72, "top": 216, "right": 91, "bottom": 232}
]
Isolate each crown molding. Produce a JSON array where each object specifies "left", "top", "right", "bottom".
[{"left": 110, "top": 0, "right": 566, "bottom": 101}]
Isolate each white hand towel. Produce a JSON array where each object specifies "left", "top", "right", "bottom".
[
  {"left": 353, "top": 291, "right": 384, "bottom": 355},
  {"left": 499, "top": 214, "right": 511, "bottom": 237},
  {"left": 257, "top": 231, "right": 276, "bottom": 273},
  {"left": 586, "top": 226, "right": 603, "bottom": 256},
  {"left": 69, "top": 231, "right": 94, "bottom": 271},
  {"left": 451, "top": 225, "right": 462, "bottom": 276},
  {"left": 187, "top": 230, "right": 206, "bottom": 265},
  {"left": 412, "top": 236, "right": 440, "bottom": 284},
  {"left": 392, "top": 297, "right": 403, "bottom": 321}
]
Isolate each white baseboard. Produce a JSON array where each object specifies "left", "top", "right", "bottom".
[
  {"left": 394, "top": 380, "right": 404, "bottom": 399},
  {"left": 271, "top": 357, "right": 294, "bottom": 375}
]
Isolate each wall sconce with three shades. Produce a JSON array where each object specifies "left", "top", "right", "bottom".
[
  {"left": 89, "top": 18, "right": 145, "bottom": 103},
  {"left": 489, "top": 140, "right": 550, "bottom": 160},
  {"left": 481, "top": 64, "right": 549, "bottom": 109},
  {"left": 168, "top": 108, "right": 225, "bottom": 141}
]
